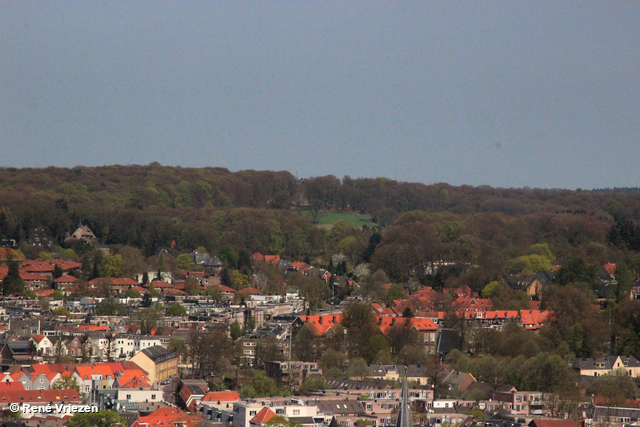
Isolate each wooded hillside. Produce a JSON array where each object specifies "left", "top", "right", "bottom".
[{"left": 1, "top": 164, "right": 640, "bottom": 290}]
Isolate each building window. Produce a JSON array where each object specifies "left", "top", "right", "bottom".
[
  {"left": 127, "top": 394, "right": 131, "bottom": 400},
  {"left": 152, "top": 395, "right": 156, "bottom": 399},
  {"left": 293, "top": 410, "right": 300, "bottom": 415}
]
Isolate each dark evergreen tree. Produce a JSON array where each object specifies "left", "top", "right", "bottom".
[
  {"left": 91, "top": 251, "right": 103, "bottom": 280},
  {"left": 363, "top": 232, "right": 382, "bottom": 262},
  {"left": 141, "top": 292, "right": 152, "bottom": 308},
  {"left": 220, "top": 267, "right": 232, "bottom": 288},
  {"left": 81, "top": 255, "right": 91, "bottom": 278},
  {"left": 53, "top": 264, "right": 63, "bottom": 280},
  {"left": 327, "top": 258, "right": 335, "bottom": 274},
  {"left": 237, "top": 249, "right": 252, "bottom": 275},
  {"left": 142, "top": 271, "right": 149, "bottom": 284},
  {"left": 609, "top": 217, "right": 640, "bottom": 251},
  {"left": 2, "top": 257, "right": 24, "bottom": 295}
]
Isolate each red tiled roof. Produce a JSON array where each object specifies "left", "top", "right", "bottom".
[
  {"left": 0, "top": 389, "right": 81, "bottom": 404},
  {"left": 134, "top": 407, "right": 203, "bottom": 427},
  {"left": 0, "top": 382, "right": 23, "bottom": 391},
  {"left": 603, "top": 262, "right": 616, "bottom": 275},
  {"left": 264, "top": 255, "right": 280, "bottom": 264},
  {"left": 250, "top": 407, "right": 277, "bottom": 425},
  {"left": 186, "top": 271, "right": 205, "bottom": 276},
  {"left": 219, "top": 285, "right": 236, "bottom": 293},
  {"left": 377, "top": 316, "right": 437, "bottom": 335},
  {"left": 53, "top": 275, "right": 78, "bottom": 283},
  {"left": 251, "top": 253, "right": 265, "bottom": 261},
  {"left": 117, "top": 375, "right": 151, "bottom": 389},
  {"left": 21, "top": 260, "right": 82, "bottom": 272},
  {"left": 239, "top": 287, "right": 261, "bottom": 295},
  {"left": 201, "top": 391, "right": 241, "bottom": 402},
  {"left": 299, "top": 314, "right": 344, "bottom": 335},
  {"left": 20, "top": 272, "right": 48, "bottom": 281},
  {"left": 111, "top": 278, "right": 139, "bottom": 286},
  {"left": 31, "top": 334, "right": 47, "bottom": 344}
]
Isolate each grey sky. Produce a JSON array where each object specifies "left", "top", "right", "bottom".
[{"left": 1, "top": 1, "right": 639, "bottom": 189}]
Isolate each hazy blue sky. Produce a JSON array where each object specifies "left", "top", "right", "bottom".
[{"left": 1, "top": 1, "right": 639, "bottom": 189}]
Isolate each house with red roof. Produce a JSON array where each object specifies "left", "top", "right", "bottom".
[
  {"left": 218, "top": 285, "right": 237, "bottom": 302},
  {"left": 0, "top": 381, "right": 24, "bottom": 391},
  {"left": 21, "top": 260, "right": 82, "bottom": 276},
  {"left": 52, "top": 274, "right": 79, "bottom": 294},
  {"left": 250, "top": 407, "right": 277, "bottom": 427},
  {"left": 251, "top": 253, "right": 281, "bottom": 266},
  {"left": 519, "top": 310, "right": 550, "bottom": 330},
  {"left": 264, "top": 255, "right": 281, "bottom": 265},
  {"left": 239, "top": 287, "right": 261, "bottom": 295},
  {"left": 30, "top": 335, "right": 53, "bottom": 357},
  {"left": 452, "top": 297, "right": 493, "bottom": 312},
  {"left": 179, "top": 382, "right": 209, "bottom": 412},
  {"left": 377, "top": 316, "right": 439, "bottom": 354},
  {"left": 0, "top": 247, "right": 24, "bottom": 262},
  {"left": 21, "top": 273, "right": 49, "bottom": 291},
  {"left": 288, "top": 262, "right": 312, "bottom": 274},
  {"left": 8, "top": 370, "right": 61, "bottom": 391},
  {"left": 0, "top": 389, "right": 81, "bottom": 411},
  {"left": 132, "top": 406, "right": 203, "bottom": 427},
  {"left": 251, "top": 253, "right": 265, "bottom": 262},
  {"left": 297, "top": 313, "right": 344, "bottom": 336},
  {"left": 114, "top": 374, "right": 151, "bottom": 389},
  {"left": 86, "top": 277, "right": 139, "bottom": 295},
  {"left": 200, "top": 390, "right": 241, "bottom": 408}
]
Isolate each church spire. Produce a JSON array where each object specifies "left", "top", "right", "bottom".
[{"left": 396, "top": 368, "right": 412, "bottom": 427}]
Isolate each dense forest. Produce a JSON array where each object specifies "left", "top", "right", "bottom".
[{"left": 2, "top": 164, "right": 640, "bottom": 292}]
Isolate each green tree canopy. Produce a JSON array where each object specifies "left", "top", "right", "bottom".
[
  {"left": 166, "top": 303, "right": 187, "bottom": 316},
  {"left": 66, "top": 410, "right": 126, "bottom": 427},
  {"left": 384, "top": 283, "right": 407, "bottom": 306},
  {"left": 96, "top": 298, "right": 127, "bottom": 316},
  {"left": 124, "top": 287, "right": 141, "bottom": 298},
  {"left": 130, "top": 308, "right": 163, "bottom": 334},
  {"left": 230, "top": 320, "right": 243, "bottom": 340},
  {"left": 51, "top": 374, "right": 80, "bottom": 391},
  {"left": 176, "top": 253, "right": 194, "bottom": 270},
  {"left": 102, "top": 254, "right": 125, "bottom": 278},
  {"left": 263, "top": 415, "right": 302, "bottom": 427},
  {"left": 38, "top": 251, "right": 54, "bottom": 261}
]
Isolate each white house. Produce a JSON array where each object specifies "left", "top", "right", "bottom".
[{"left": 30, "top": 335, "right": 53, "bottom": 357}]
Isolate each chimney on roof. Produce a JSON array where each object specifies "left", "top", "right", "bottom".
[{"left": 319, "top": 317, "right": 323, "bottom": 325}]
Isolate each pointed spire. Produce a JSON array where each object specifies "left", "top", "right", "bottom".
[{"left": 396, "top": 367, "right": 412, "bottom": 427}]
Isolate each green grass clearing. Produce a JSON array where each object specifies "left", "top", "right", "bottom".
[{"left": 295, "top": 210, "right": 378, "bottom": 229}]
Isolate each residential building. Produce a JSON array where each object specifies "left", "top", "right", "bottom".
[{"left": 129, "top": 346, "right": 178, "bottom": 386}]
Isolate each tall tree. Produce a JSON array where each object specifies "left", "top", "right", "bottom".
[{"left": 2, "top": 256, "right": 24, "bottom": 295}]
